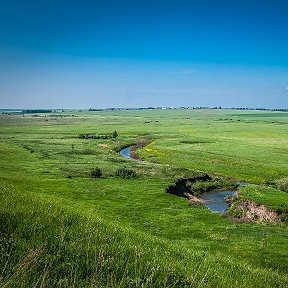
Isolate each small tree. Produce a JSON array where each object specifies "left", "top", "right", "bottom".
[
  {"left": 112, "top": 130, "right": 118, "bottom": 138},
  {"left": 91, "top": 167, "right": 102, "bottom": 178}
]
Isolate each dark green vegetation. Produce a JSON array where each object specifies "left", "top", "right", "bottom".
[
  {"left": 165, "top": 175, "right": 237, "bottom": 198},
  {"left": 116, "top": 168, "right": 137, "bottom": 179},
  {"left": 0, "top": 109, "right": 288, "bottom": 287},
  {"left": 79, "top": 130, "right": 118, "bottom": 139},
  {"left": 90, "top": 167, "right": 102, "bottom": 178}
]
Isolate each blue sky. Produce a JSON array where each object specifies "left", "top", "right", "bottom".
[{"left": 0, "top": 0, "right": 288, "bottom": 109}]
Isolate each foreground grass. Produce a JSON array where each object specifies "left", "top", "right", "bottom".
[
  {"left": 1, "top": 177, "right": 287, "bottom": 288},
  {"left": 0, "top": 110, "right": 288, "bottom": 287},
  {"left": 0, "top": 180, "right": 209, "bottom": 288}
]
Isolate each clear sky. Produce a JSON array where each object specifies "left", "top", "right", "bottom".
[{"left": 0, "top": 0, "right": 287, "bottom": 109}]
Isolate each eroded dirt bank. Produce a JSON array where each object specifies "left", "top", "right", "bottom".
[
  {"left": 228, "top": 198, "right": 287, "bottom": 224},
  {"left": 165, "top": 174, "right": 211, "bottom": 198}
]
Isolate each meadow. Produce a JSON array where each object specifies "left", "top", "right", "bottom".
[{"left": 0, "top": 109, "right": 288, "bottom": 287}]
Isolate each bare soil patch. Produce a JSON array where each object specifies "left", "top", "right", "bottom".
[{"left": 228, "top": 198, "right": 287, "bottom": 224}]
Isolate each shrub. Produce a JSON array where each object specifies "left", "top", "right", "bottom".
[
  {"left": 112, "top": 130, "right": 118, "bottom": 138},
  {"left": 91, "top": 167, "right": 102, "bottom": 178},
  {"left": 116, "top": 168, "right": 136, "bottom": 179}
]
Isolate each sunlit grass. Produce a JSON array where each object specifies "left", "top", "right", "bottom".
[{"left": 0, "top": 110, "right": 288, "bottom": 287}]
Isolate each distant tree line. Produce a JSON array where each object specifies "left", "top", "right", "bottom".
[
  {"left": 23, "top": 109, "right": 52, "bottom": 114},
  {"left": 86, "top": 107, "right": 288, "bottom": 112}
]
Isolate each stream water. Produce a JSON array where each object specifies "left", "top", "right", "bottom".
[
  {"left": 199, "top": 191, "right": 236, "bottom": 213},
  {"left": 119, "top": 145, "right": 251, "bottom": 213},
  {"left": 119, "top": 146, "right": 131, "bottom": 159}
]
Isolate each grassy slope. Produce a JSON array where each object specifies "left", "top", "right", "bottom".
[
  {"left": 137, "top": 110, "right": 288, "bottom": 183},
  {"left": 0, "top": 110, "right": 288, "bottom": 287},
  {"left": 240, "top": 186, "right": 288, "bottom": 212}
]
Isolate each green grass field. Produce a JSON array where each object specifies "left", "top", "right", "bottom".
[{"left": 0, "top": 109, "right": 288, "bottom": 287}]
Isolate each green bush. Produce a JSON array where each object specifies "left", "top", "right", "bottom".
[
  {"left": 91, "top": 167, "right": 102, "bottom": 178},
  {"left": 112, "top": 130, "right": 118, "bottom": 138},
  {"left": 116, "top": 168, "right": 136, "bottom": 179}
]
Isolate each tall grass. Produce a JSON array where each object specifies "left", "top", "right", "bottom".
[
  {"left": 0, "top": 180, "right": 209, "bottom": 288},
  {"left": 1, "top": 179, "right": 287, "bottom": 287}
]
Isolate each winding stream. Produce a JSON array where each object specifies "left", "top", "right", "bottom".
[{"left": 119, "top": 145, "right": 251, "bottom": 213}]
